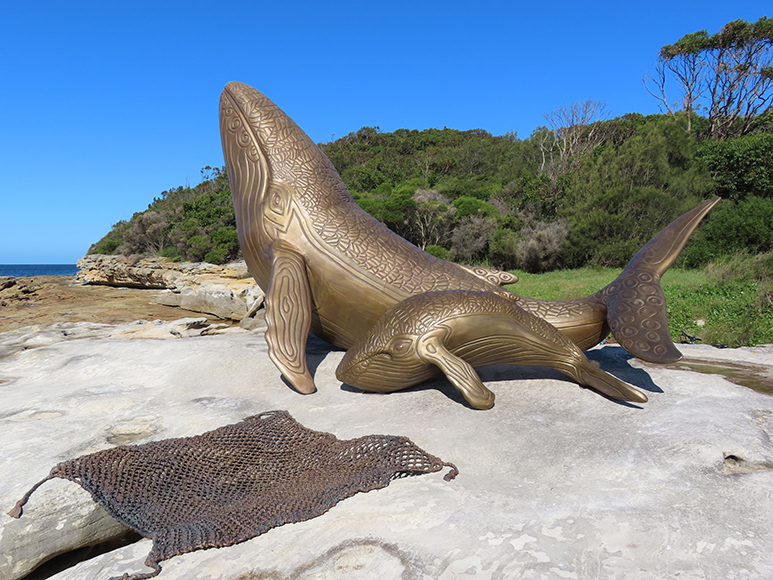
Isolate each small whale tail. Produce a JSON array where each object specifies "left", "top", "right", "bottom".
[
  {"left": 594, "top": 197, "right": 720, "bottom": 363},
  {"left": 576, "top": 360, "right": 648, "bottom": 403}
]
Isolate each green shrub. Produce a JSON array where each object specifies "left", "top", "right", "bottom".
[
  {"left": 88, "top": 167, "right": 239, "bottom": 265},
  {"left": 489, "top": 218, "right": 568, "bottom": 272},
  {"left": 681, "top": 197, "right": 773, "bottom": 267},
  {"left": 207, "top": 227, "right": 240, "bottom": 263},
  {"left": 664, "top": 253, "right": 773, "bottom": 348},
  {"left": 452, "top": 196, "right": 500, "bottom": 218},
  {"left": 204, "top": 247, "right": 228, "bottom": 264},
  {"left": 697, "top": 133, "right": 773, "bottom": 200},
  {"left": 449, "top": 216, "right": 497, "bottom": 262},
  {"left": 186, "top": 235, "right": 211, "bottom": 262},
  {"left": 425, "top": 245, "right": 451, "bottom": 260},
  {"left": 89, "top": 220, "right": 130, "bottom": 254},
  {"left": 561, "top": 187, "right": 701, "bottom": 268},
  {"left": 159, "top": 246, "right": 181, "bottom": 260}
]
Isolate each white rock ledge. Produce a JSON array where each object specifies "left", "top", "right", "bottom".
[
  {"left": 0, "top": 325, "right": 772, "bottom": 580},
  {"left": 75, "top": 255, "right": 265, "bottom": 321}
]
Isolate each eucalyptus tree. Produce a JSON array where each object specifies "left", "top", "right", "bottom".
[{"left": 645, "top": 17, "right": 773, "bottom": 138}]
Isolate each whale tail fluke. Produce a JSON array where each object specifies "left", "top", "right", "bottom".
[{"left": 594, "top": 197, "right": 720, "bottom": 363}]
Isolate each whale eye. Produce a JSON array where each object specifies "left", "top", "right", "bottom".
[
  {"left": 387, "top": 336, "right": 414, "bottom": 358},
  {"left": 267, "top": 182, "right": 292, "bottom": 217},
  {"left": 270, "top": 190, "right": 285, "bottom": 213}
]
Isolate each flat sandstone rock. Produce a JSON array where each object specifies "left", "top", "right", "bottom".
[{"left": 1, "top": 325, "right": 772, "bottom": 579}]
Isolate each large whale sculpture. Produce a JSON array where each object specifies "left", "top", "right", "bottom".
[{"left": 219, "top": 81, "right": 718, "bottom": 408}]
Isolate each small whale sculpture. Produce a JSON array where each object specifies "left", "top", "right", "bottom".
[
  {"left": 219, "top": 81, "right": 719, "bottom": 407},
  {"left": 336, "top": 290, "right": 649, "bottom": 409}
]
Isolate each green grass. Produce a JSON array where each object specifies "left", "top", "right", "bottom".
[
  {"left": 504, "top": 259, "right": 773, "bottom": 348},
  {"left": 505, "top": 267, "right": 621, "bottom": 301}
]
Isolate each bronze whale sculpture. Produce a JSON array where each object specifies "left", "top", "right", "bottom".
[
  {"left": 337, "top": 290, "right": 649, "bottom": 409},
  {"left": 219, "top": 81, "right": 718, "bottom": 407}
]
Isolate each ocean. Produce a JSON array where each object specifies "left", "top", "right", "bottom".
[{"left": 0, "top": 264, "right": 79, "bottom": 277}]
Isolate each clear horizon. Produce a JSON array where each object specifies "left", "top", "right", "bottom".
[
  {"left": 0, "top": 263, "right": 77, "bottom": 266},
  {"left": 0, "top": 1, "right": 766, "bottom": 264}
]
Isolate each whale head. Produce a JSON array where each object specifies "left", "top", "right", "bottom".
[
  {"left": 219, "top": 82, "right": 360, "bottom": 287},
  {"left": 337, "top": 291, "right": 480, "bottom": 393},
  {"left": 219, "top": 82, "right": 352, "bottom": 215},
  {"left": 336, "top": 331, "right": 439, "bottom": 392}
]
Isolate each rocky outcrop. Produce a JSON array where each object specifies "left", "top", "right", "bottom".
[
  {"left": 0, "top": 278, "right": 41, "bottom": 307},
  {"left": 1, "top": 330, "right": 772, "bottom": 580},
  {"left": 75, "top": 255, "right": 264, "bottom": 322}
]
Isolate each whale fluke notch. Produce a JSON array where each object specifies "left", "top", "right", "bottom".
[{"left": 595, "top": 197, "right": 721, "bottom": 363}]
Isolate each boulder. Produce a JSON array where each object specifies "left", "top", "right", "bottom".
[
  {"left": 1, "top": 326, "right": 772, "bottom": 580},
  {"left": 75, "top": 255, "right": 264, "bottom": 321}
]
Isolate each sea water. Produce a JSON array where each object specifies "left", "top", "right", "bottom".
[{"left": 0, "top": 264, "right": 78, "bottom": 277}]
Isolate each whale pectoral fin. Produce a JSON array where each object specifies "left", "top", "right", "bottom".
[
  {"left": 602, "top": 271, "right": 683, "bottom": 363},
  {"left": 417, "top": 331, "right": 495, "bottom": 410},
  {"left": 265, "top": 240, "right": 316, "bottom": 394}
]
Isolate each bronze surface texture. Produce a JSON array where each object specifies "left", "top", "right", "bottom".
[
  {"left": 219, "top": 81, "right": 719, "bottom": 409},
  {"left": 9, "top": 411, "right": 457, "bottom": 580}
]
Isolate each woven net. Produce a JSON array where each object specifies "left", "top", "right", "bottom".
[{"left": 9, "top": 410, "right": 457, "bottom": 580}]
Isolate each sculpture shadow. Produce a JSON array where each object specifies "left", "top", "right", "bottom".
[
  {"left": 585, "top": 345, "right": 664, "bottom": 394},
  {"left": 292, "top": 335, "right": 660, "bottom": 409},
  {"left": 339, "top": 373, "right": 471, "bottom": 408}
]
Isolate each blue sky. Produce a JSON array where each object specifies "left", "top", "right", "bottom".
[{"left": 0, "top": 1, "right": 767, "bottom": 264}]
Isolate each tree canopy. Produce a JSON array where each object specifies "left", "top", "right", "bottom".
[
  {"left": 90, "top": 17, "right": 773, "bottom": 272},
  {"left": 646, "top": 16, "right": 773, "bottom": 138}
]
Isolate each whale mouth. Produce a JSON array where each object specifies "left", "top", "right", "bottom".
[{"left": 336, "top": 351, "right": 385, "bottom": 386}]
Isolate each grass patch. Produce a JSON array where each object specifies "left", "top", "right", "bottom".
[
  {"left": 505, "top": 268, "right": 621, "bottom": 301},
  {"left": 504, "top": 255, "right": 773, "bottom": 348}
]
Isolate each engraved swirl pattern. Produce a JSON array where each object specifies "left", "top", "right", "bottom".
[
  {"left": 594, "top": 268, "right": 678, "bottom": 360},
  {"left": 513, "top": 295, "right": 602, "bottom": 324},
  {"left": 219, "top": 90, "right": 268, "bottom": 286}
]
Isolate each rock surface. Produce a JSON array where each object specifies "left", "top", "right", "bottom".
[
  {"left": 0, "top": 276, "right": 231, "bottom": 334},
  {"left": 0, "top": 317, "right": 255, "bottom": 359},
  {"left": 75, "top": 255, "right": 265, "bottom": 321},
  {"left": 1, "top": 324, "right": 772, "bottom": 580}
]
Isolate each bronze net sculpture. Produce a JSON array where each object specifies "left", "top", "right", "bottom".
[
  {"left": 219, "top": 81, "right": 718, "bottom": 409},
  {"left": 9, "top": 411, "right": 457, "bottom": 580}
]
